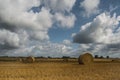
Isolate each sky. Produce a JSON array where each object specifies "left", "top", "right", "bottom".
[{"left": 0, "top": 0, "right": 120, "bottom": 58}]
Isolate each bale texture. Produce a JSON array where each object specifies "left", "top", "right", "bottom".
[
  {"left": 26, "top": 56, "right": 35, "bottom": 63},
  {"left": 78, "top": 53, "right": 93, "bottom": 65},
  {"left": 63, "top": 58, "right": 68, "bottom": 62},
  {"left": 17, "top": 58, "right": 22, "bottom": 62}
]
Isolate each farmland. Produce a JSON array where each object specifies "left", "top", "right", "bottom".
[{"left": 0, "top": 58, "right": 119, "bottom": 80}]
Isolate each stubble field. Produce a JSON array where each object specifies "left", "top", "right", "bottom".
[{"left": 0, "top": 59, "right": 119, "bottom": 80}]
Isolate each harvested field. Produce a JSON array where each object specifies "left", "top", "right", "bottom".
[{"left": 0, "top": 59, "right": 119, "bottom": 80}]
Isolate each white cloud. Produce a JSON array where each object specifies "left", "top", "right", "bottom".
[
  {"left": 12, "top": 42, "right": 74, "bottom": 57},
  {"left": 0, "top": 0, "right": 52, "bottom": 41},
  {"left": 73, "top": 12, "right": 120, "bottom": 57},
  {"left": 63, "top": 39, "right": 71, "bottom": 45},
  {"left": 80, "top": 0, "right": 100, "bottom": 17},
  {"left": 80, "top": 44, "right": 120, "bottom": 58},
  {"left": 74, "top": 12, "right": 120, "bottom": 44},
  {"left": 43, "top": 0, "right": 76, "bottom": 12},
  {"left": 54, "top": 13, "right": 76, "bottom": 28},
  {"left": 17, "top": 29, "right": 29, "bottom": 46},
  {"left": 0, "top": 0, "right": 77, "bottom": 56},
  {"left": 31, "top": 31, "right": 49, "bottom": 41},
  {"left": 0, "top": 0, "right": 76, "bottom": 42},
  {"left": 0, "top": 29, "right": 20, "bottom": 48},
  {"left": 71, "top": 33, "right": 76, "bottom": 38}
]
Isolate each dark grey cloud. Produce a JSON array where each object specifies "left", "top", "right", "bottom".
[
  {"left": 107, "top": 44, "right": 120, "bottom": 48},
  {"left": 73, "top": 32, "right": 94, "bottom": 43},
  {"left": 0, "top": 21, "right": 16, "bottom": 32}
]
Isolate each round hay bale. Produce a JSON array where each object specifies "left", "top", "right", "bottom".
[
  {"left": 26, "top": 56, "right": 35, "bottom": 63},
  {"left": 63, "top": 58, "right": 68, "bottom": 62},
  {"left": 17, "top": 58, "right": 22, "bottom": 62},
  {"left": 78, "top": 53, "right": 93, "bottom": 65}
]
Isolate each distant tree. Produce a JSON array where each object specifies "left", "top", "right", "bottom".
[
  {"left": 48, "top": 56, "right": 52, "bottom": 58},
  {"left": 106, "top": 56, "right": 109, "bottom": 59},
  {"left": 62, "top": 56, "right": 70, "bottom": 59},
  {"left": 100, "top": 56, "right": 104, "bottom": 59},
  {"left": 39, "top": 56, "right": 45, "bottom": 58},
  {"left": 63, "top": 58, "right": 68, "bottom": 62},
  {"left": 62, "top": 56, "right": 70, "bottom": 62},
  {"left": 95, "top": 55, "right": 99, "bottom": 58}
]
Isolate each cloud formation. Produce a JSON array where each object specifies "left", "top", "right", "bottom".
[
  {"left": 0, "top": 0, "right": 76, "bottom": 56},
  {"left": 0, "top": 29, "right": 20, "bottom": 49},
  {"left": 80, "top": 0, "right": 100, "bottom": 17},
  {"left": 1, "top": 41, "right": 73, "bottom": 57},
  {"left": 73, "top": 12, "right": 120, "bottom": 44},
  {"left": 73, "top": 12, "right": 120, "bottom": 58},
  {"left": 54, "top": 13, "right": 76, "bottom": 28},
  {"left": 42, "top": 0, "right": 76, "bottom": 12}
]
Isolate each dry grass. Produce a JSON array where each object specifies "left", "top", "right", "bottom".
[{"left": 0, "top": 59, "right": 119, "bottom": 80}]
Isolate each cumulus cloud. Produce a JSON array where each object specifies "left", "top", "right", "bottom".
[
  {"left": 54, "top": 13, "right": 76, "bottom": 28},
  {"left": 0, "top": 0, "right": 76, "bottom": 56},
  {"left": 73, "top": 12, "right": 120, "bottom": 44},
  {"left": 80, "top": 0, "right": 100, "bottom": 17},
  {"left": 31, "top": 31, "right": 49, "bottom": 41},
  {"left": 73, "top": 43, "right": 120, "bottom": 58},
  {"left": 63, "top": 39, "right": 71, "bottom": 45},
  {"left": 0, "top": 3, "right": 53, "bottom": 40},
  {"left": 0, "top": 29, "right": 20, "bottom": 49},
  {"left": 17, "top": 29, "right": 29, "bottom": 46},
  {"left": 35, "top": 42, "right": 73, "bottom": 55},
  {"left": 0, "top": 0, "right": 76, "bottom": 37},
  {"left": 73, "top": 12, "right": 120, "bottom": 57},
  {"left": 3, "top": 42, "right": 74, "bottom": 57},
  {"left": 42, "top": 0, "right": 76, "bottom": 12}
]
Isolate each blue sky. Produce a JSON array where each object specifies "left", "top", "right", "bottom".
[{"left": 0, "top": 0, "right": 120, "bottom": 57}]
